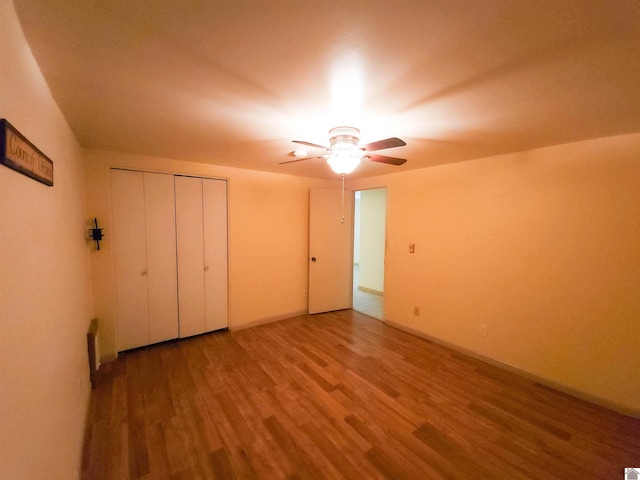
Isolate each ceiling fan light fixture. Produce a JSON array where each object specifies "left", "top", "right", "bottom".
[
  {"left": 326, "top": 126, "right": 363, "bottom": 174},
  {"left": 285, "top": 125, "right": 406, "bottom": 173},
  {"left": 327, "top": 148, "right": 362, "bottom": 174}
]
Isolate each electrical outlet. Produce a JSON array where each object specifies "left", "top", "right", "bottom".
[
  {"left": 477, "top": 324, "right": 488, "bottom": 337},
  {"left": 414, "top": 306, "right": 420, "bottom": 316}
]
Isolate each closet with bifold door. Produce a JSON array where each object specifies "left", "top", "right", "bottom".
[
  {"left": 111, "top": 169, "right": 228, "bottom": 352},
  {"left": 175, "top": 175, "right": 229, "bottom": 337}
]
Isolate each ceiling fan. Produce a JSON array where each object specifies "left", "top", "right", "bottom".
[{"left": 280, "top": 126, "right": 407, "bottom": 174}]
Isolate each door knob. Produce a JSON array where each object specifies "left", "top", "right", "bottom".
[
  {"left": 311, "top": 257, "right": 317, "bottom": 262},
  {"left": 204, "top": 266, "right": 209, "bottom": 271},
  {"left": 141, "top": 270, "right": 147, "bottom": 276}
]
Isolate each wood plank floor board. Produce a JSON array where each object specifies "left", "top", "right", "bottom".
[
  {"left": 215, "top": 390, "right": 289, "bottom": 479},
  {"left": 294, "top": 344, "right": 331, "bottom": 368},
  {"left": 364, "top": 413, "right": 462, "bottom": 480},
  {"left": 297, "top": 392, "right": 373, "bottom": 458},
  {"left": 467, "top": 398, "right": 620, "bottom": 480},
  {"left": 413, "top": 421, "right": 522, "bottom": 480},
  {"left": 414, "top": 414, "right": 571, "bottom": 478},
  {"left": 114, "top": 422, "right": 130, "bottom": 479},
  {"left": 205, "top": 407, "right": 258, "bottom": 479},
  {"left": 300, "top": 420, "right": 373, "bottom": 480},
  {"left": 342, "top": 372, "right": 528, "bottom": 477},
  {"left": 263, "top": 414, "right": 326, "bottom": 480},
  {"left": 207, "top": 447, "right": 237, "bottom": 480},
  {"left": 267, "top": 399, "right": 344, "bottom": 474},
  {"left": 224, "top": 370, "right": 310, "bottom": 479},
  {"left": 145, "top": 421, "right": 172, "bottom": 477},
  {"left": 331, "top": 372, "right": 422, "bottom": 434},
  {"left": 365, "top": 444, "right": 448, "bottom": 480},
  {"left": 493, "top": 434, "right": 581, "bottom": 480},
  {"left": 83, "top": 310, "right": 640, "bottom": 479},
  {"left": 154, "top": 417, "right": 188, "bottom": 477}
]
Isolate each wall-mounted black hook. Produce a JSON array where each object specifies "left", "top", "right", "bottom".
[{"left": 89, "top": 218, "right": 104, "bottom": 250}]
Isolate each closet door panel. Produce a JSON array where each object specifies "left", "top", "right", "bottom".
[
  {"left": 111, "top": 170, "right": 149, "bottom": 351},
  {"left": 175, "top": 176, "right": 206, "bottom": 337},
  {"left": 144, "top": 172, "right": 179, "bottom": 344},
  {"left": 203, "top": 179, "right": 229, "bottom": 332}
]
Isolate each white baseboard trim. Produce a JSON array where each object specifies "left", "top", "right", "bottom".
[{"left": 357, "top": 285, "right": 383, "bottom": 296}]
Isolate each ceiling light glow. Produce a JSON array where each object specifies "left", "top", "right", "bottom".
[
  {"left": 330, "top": 51, "right": 364, "bottom": 124},
  {"left": 326, "top": 126, "right": 363, "bottom": 174},
  {"left": 326, "top": 149, "right": 362, "bottom": 174}
]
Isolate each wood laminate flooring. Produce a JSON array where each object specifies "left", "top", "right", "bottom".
[{"left": 82, "top": 310, "right": 640, "bottom": 479}]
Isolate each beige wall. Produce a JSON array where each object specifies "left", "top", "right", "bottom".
[
  {"left": 0, "top": 2, "right": 94, "bottom": 478},
  {"left": 348, "top": 133, "right": 640, "bottom": 416},
  {"left": 84, "top": 149, "right": 337, "bottom": 360}
]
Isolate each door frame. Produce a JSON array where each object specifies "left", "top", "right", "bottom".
[{"left": 352, "top": 187, "right": 387, "bottom": 319}]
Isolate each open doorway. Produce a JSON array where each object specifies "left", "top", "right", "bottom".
[{"left": 353, "top": 188, "right": 386, "bottom": 320}]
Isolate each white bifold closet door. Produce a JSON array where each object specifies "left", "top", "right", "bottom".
[
  {"left": 175, "top": 176, "right": 228, "bottom": 338},
  {"left": 111, "top": 170, "right": 179, "bottom": 351},
  {"left": 203, "top": 178, "right": 229, "bottom": 332}
]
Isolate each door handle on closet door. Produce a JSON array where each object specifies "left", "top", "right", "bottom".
[
  {"left": 204, "top": 266, "right": 209, "bottom": 271},
  {"left": 141, "top": 270, "right": 147, "bottom": 276}
]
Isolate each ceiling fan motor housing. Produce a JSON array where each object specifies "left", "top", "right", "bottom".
[{"left": 329, "top": 126, "right": 360, "bottom": 149}]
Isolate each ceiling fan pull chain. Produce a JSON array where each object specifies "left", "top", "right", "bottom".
[{"left": 341, "top": 174, "right": 345, "bottom": 224}]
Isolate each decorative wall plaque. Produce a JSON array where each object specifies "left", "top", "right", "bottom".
[{"left": 1, "top": 119, "right": 54, "bottom": 186}]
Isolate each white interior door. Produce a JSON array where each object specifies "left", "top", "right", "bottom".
[
  {"left": 144, "top": 172, "right": 179, "bottom": 344},
  {"left": 308, "top": 187, "right": 353, "bottom": 314},
  {"left": 111, "top": 169, "right": 149, "bottom": 351},
  {"left": 203, "top": 178, "right": 229, "bottom": 332},
  {"left": 175, "top": 176, "right": 206, "bottom": 338}
]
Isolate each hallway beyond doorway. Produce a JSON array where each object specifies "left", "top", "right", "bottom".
[{"left": 353, "top": 264, "right": 383, "bottom": 320}]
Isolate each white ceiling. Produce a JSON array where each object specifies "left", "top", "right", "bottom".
[{"left": 13, "top": 0, "right": 640, "bottom": 180}]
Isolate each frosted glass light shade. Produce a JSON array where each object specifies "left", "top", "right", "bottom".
[{"left": 327, "top": 144, "right": 362, "bottom": 174}]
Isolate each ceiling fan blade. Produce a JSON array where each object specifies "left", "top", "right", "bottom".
[
  {"left": 360, "top": 137, "right": 406, "bottom": 152},
  {"left": 366, "top": 154, "right": 407, "bottom": 166},
  {"left": 292, "top": 140, "right": 330, "bottom": 150},
  {"left": 279, "top": 156, "right": 324, "bottom": 165}
]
